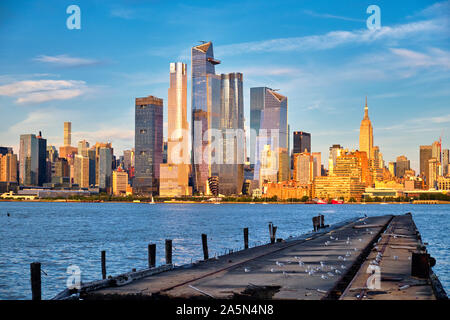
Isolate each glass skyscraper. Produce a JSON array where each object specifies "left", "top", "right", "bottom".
[
  {"left": 19, "top": 134, "right": 39, "bottom": 186},
  {"left": 134, "top": 95, "right": 163, "bottom": 195},
  {"left": 191, "top": 41, "right": 221, "bottom": 194},
  {"left": 250, "top": 87, "right": 288, "bottom": 183}
]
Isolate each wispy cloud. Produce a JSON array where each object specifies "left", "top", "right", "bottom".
[
  {"left": 110, "top": 7, "right": 135, "bottom": 19},
  {"left": 73, "top": 128, "right": 134, "bottom": 144},
  {"left": 303, "top": 10, "right": 365, "bottom": 23},
  {"left": 34, "top": 54, "right": 101, "bottom": 67},
  {"left": 215, "top": 19, "right": 443, "bottom": 57},
  {"left": 390, "top": 47, "right": 450, "bottom": 69},
  {"left": 0, "top": 80, "right": 87, "bottom": 104}
]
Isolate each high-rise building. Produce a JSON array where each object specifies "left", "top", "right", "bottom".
[
  {"left": 64, "top": 122, "right": 72, "bottom": 146},
  {"left": 160, "top": 62, "right": 191, "bottom": 197},
  {"left": 420, "top": 145, "right": 433, "bottom": 186},
  {"left": 112, "top": 169, "right": 128, "bottom": 196},
  {"left": 0, "top": 150, "right": 17, "bottom": 182},
  {"left": 293, "top": 152, "right": 314, "bottom": 184},
  {"left": 51, "top": 158, "right": 70, "bottom": 185},
  {"left": 388, "top": 161, "right": 396, "bottom": 177},
  {"left": 73, "top": 154, "right": 90, "bottom": 188},
  {"left": 191, "top": 42, "right": 220, "bottom": 194},
  {"left": 428, "top": 158, "right": 440, "bottom": 189},
  {"left": 77, "top": 140, "right": 90, "bottom": 157},
  {"left": 396, "top": 155, "right": 410, "bottom": 178},
  {"left": 328, "top": 144, "right": 343, "bottom": 175},
  {"left": 214, "top": 72, "right": 245, "bottom": 195},
  {"left": 359, "top": 97, "right": 374, "bottom": 160},
  {"left": 293, "top": 131, "right": 311, "bottom": 154},
  {"left": 443, "top": 149, "right": 449, "bottom": 176},
  {"left": 334, "top": 151, "right": 372, "bottom": 187},
  {"left": 251, "top": 87, "right": 288, "bottom": 183},
  {"left": 36, "top": 132, "right": 47, "bottom": 186},
  {"left": 312, "top": 152, "right": 322, "bottom": 178},
  {"left": 98, "top": 147, "right": 113, "bottom": 192},
  {"left": 134, "top": 95, "right": 163, "bottom": 195},
  {"left": 93, "top": 142, "right": 113, "bottom": 185},
  {"left": 60, "top": 122, "right": 77, "bottom": 160},
  {"left": 19, "top": 134, "right": 39, "bottom": 186}
]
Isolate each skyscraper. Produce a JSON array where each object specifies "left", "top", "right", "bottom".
[
  {"left": 359, "top": 97, "right": 374, "bottom": 160},
  {"left": 251, "top": 87, "right": 288, "bottom": 183},
  {"left": 77, "top": 140, "right": 90, "bottom": 157},
  {"left": 396, "top": 155, "right": 410, "bottom": 178},
  {"left": 134, "top": 95, "right": 163, "bottom": 195},
  {"left": 36, "top": 131, "right": 47, "bottom": 186},
  {"left": 191, "top": 41, "right": 221, "bottom": 194},
  {"left": 443, "top": 149, "right": 449, "bottom": 176},
  {"left": 0, "top": 150, "right": 17, "bottom": 183},
  {"left": 73, "top": 154, "right": 90, "bottom": 188},
  {"left": 293, "top": 131, "right": 311, "bottom": 154},
  {"left": 160, "top": 62, "right": 191, "bottom": 197},
  {"left": 98, "top": 147, "right": 112, "bottom": 192},
  {"left": 19, "top": 134, "right": 39, "bottom": 186},
  {"left": 420, "top": 145, "right": 432, "bottom": 186},
  {"left": 64, "top": 122, "right": 72, "bottom": 146},
  {"left": 328, "top": 144, "right": 343, "bottom": 175},
  {"left": 215, "top": 72, "right": 245, "bottom": 195}
]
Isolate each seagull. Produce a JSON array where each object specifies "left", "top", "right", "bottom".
[
  {"left": 270, "top": 268, "right": 275, "bottom": 272},
  {"left": 276, "top": 261, "right": 284, "bottom": 267},
  {"left": 321, "top": 275, "right": 328, "bottom": 280},
  {"left": 244, "top": 268, "right": 251, "bottom": 273}
]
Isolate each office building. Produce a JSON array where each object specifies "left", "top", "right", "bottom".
[
  {"left": 359, "top": 97, "right": 374, "bottom": 160},
  {"left": 134, "top": 95, "right": 163, "bottom": 195}
]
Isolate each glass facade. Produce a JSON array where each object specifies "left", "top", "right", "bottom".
[
  {"left": 250, "top": 87, "right": 288, "bottom": 182},
  {"left": 134, "top": 95, "right": 163, "bottom": 195},
  {"left": 98, "top": 147, "right": 112, "bottom": 191},
  {"left": 19, "top": 134, "right": 39, "bottom": 186}
]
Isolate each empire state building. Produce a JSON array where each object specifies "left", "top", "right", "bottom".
[{"left": 359, "top": 97, "right": 374, "bottom": 160}]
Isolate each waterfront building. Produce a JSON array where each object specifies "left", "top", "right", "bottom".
[
  {"left": 263, "top": 180, "right": 310, "bottom": 200},
  {"left": 312, "top": 152, "right": 322, "bottom": 177},
  {"left": 0, "top": 151, "right": 17, "bottom": 182},
  {"left": 334, "top": 151, "right": 372, "bottom": 187},
  {"left": 36, "top": 132, "right": 47, "bottom": 186},
  {"left": 388, "top": 161, "right": 396, "bottom": 177},
  {"left": 98, "top": 147, "right": 113, "bottom": 192},
  {"left": 19, "top": 134, "right": 38, "bottom": 186},
  {"left": 112, "top": 169, "right": 128, "bottom": 196},
  {"left": 396, "top": 155, "right": 410, "bottom": 178},
  {"left": 93, "top": 142, "right": 113, "bottom": 186},
  {"left": 359, "top": 97, "right": 374, "bottom": 161},
  {"left": 437, "top": 176, "right": 450, "bottom": 190},
  {"left": 160, "top": 62, "right": 191, "bottom": 197},
  {"left": 51, "top": 158, "right": 70, "bottom": 185},
  {"left": 134, "top": 95, "right": 163, "bottom": 195},
  {"left": 73, "top": 154, "right": 90, "bottom": 188},
  {"left": 191, "top": 41, "right": 220, "bottom": 194},
  {"left": 313, "top": 176, "right": 366, "bottom": 201},
  {"left": 258, "top": 144, "right": 278, "bottom": 187}
]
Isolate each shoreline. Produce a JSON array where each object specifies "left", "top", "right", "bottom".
[{"left": 1, "top": 199, "right": 449, "bottom": 205}]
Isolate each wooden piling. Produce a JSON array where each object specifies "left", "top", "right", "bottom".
[
  {"left": 243, "top": 228, "right": 249, "bottom": 249},
  {"left": 202, "top": 234, "right": 209, "bottom": 260},
  {"left": 101, "top": 250, "right": 106, "bottom": 280},
  {"left": 165, "top": 239, "right": 172, "bottom": 265},
  {"left": 148, "top": 244, "right": 156, "bottom": 268},
  {"left": 30, "top": 262, "right": 41, "bottom": 301}
]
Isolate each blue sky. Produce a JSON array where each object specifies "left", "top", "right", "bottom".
[{"left": 0, "top": 0, "right": 449, "bottom": 172}]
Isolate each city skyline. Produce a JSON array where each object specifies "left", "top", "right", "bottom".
[{"left": 0, "top": 0, "right": 449, "bottom": 173}]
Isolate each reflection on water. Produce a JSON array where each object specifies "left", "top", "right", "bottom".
[{"left": 0, "top": 202, "right": 448, "bottom": 299}]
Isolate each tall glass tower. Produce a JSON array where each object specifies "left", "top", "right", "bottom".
[
  {"left": 191, "top": 41, "right": 221, "bottom": 194},
  {"left": 134, "top": 95, "right": 163, "bottom": 195}
]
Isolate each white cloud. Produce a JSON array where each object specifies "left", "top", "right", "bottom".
[
  {"left": 215, "top": 19, "right": 443, "bottom": 57},
  {"left": 0, "top": 80, "right": 87, "bottom": 104},
  {"left": 34, "top": 54, "right": 101, "bottom": 67},
  {"left": 303, "top": 10, "right": 365, "bottom": 22}
]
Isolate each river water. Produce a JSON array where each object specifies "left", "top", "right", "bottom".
[{"left": 0, "top": 202, "right": 448, "bottom": 299}]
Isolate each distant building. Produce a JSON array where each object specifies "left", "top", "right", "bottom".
[
  {"left": 396, "top": 155, "right": 410, "bottom": 178},
  {"left": 293, "top": 131, "right": 311, "bottom": 154},
  {"left": 36, "top": 132, "right": 47, "bottom": 186},
  {"left": 60, "top": 122, "right": 78, "bottom": 161},
  {"left": 420, "top": 145, "right": 433, "bottom": 186},
  {"left": 160, "top": 62, "right": 191, "bottom": 197},
  {"left": 251, "top": 87, "right": 288, "bottom": 183},
  {"left": 134, "top": 95, "right": 163, "bottom": 195},
  {"left": 19, "top": 134, "right": 39, "bottom": 186},
  {"left": 293, "top": 153, "right": 314, "bottom": 184},
  {"left": 0, "top": 150, "right": 17, "bottom": 183},
  {"left": 437, "top": 176, "right": 450, "bottom": 190},
  {"left": 263, "top": 180, "right": 310, "bottom": 200},
  {"left": 328, "top": 144, "right": 343, "bottom": 175},
  {"left": 112, "top": 169, "right": 128, "bottom": 196},
  {"left": 98, "top": 147, "right": 113, "bottom": 192},
  {"left": 313, "top": 176, "right": 366, "bottom": 201},
  {"left": 359, "top": 97, "right": 374, "bottom": 160},
  {"left": 442, "top": 149, "right": 449, "bottom": 176},
  {"left": 73, "top": 154, "right": 90, "bottom": 188},
  {"left": 64, "top": 122, "right": 72, "bottom": 146},
  {"left": 428, "top": 158, "right": 440, "bottom": 189}
]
